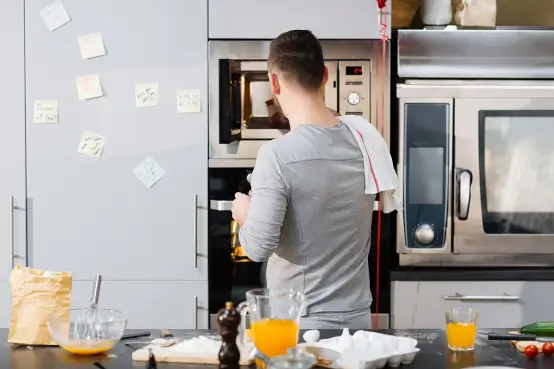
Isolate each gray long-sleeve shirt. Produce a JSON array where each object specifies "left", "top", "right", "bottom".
[{"left": 239, "top": 123, "right": 375, "bottom": 315}]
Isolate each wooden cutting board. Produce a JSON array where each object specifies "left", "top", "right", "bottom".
[
  {"left": 132, "top": 345, "right": 254, "bottom": 366},
  {"left": 508, "top": 331, "right": 550, "bottom": 353}
]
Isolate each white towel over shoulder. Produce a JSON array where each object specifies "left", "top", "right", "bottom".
[{"left": 341, "top": 115, "right": 402, "bottom": 213}]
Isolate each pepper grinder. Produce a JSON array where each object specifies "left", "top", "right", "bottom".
[
  {"left": 218, "top": 302, "right": 241, "bottom": 369},
  {"left": 146, "top": 348, "right": 157, "bottom": 369}
]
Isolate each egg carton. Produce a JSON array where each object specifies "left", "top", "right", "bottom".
[{"left": 298, "top": 330, "right": 419, "bottom": 369}]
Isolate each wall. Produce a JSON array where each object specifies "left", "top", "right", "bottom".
[{"left": 393, "top": 0, "right": 554, "bottom": 28}]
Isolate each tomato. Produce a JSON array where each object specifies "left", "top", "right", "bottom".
[
  {"left": 542, "top": 342, "right": 554, "bottom": 356},
  {"left": 525, "top": 345, "right": 539, "bottom": 359}
]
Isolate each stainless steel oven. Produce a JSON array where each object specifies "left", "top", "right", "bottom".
[
  {"left": 396, "top": 29, "right": 554, "bottom": 267},
  {"left": 208, "top": 40, "right": 389, "bottom": 167}
]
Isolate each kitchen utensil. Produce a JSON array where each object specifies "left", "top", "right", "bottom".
[
  {"left": 488, "top": 333, "right": 554, "bottom": 342},
  {"left": 147, "top": 348, "right": 158, "bottom": 369},
  {"left": 47, "top": 307, "right": 127, "bottom": 355},
  {"left": 73, "top": 275, "right": 103, "bottom": 341},
  {"left": 121, "top": 332, "right": 151, "bottom": 340},
  {"left": 252, "top": 347, "right": 317, "bottom": 369},
  {"left": 237, "top": 288, "right": 306, "bottom": 359}
]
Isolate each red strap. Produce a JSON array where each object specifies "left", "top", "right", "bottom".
[{"left": 373, "top": 3, "right": 389, "bottom": 329}]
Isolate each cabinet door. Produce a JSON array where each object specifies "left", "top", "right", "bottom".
[
  {"left": 25, "top": 0, "right": 208, "bottom": 281},
  {"left": 0, "top": 0, "right": 26, "bottom": 328},
  {"left": 71, "top": 281, "right": 208, "bottom": 329},
  {"left": 392, "top": 281, "right": 554, "bottom": 329},
  {"left": 209, "top": 0, "right": 391, "bottom": 40}
]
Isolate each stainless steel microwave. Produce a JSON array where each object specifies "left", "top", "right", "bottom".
[
  {"left": 396, "top": 81, "right": 554, "bottom": 267},
  {"left": 208, "top": 40, "right": 389, "bottom": 167}
]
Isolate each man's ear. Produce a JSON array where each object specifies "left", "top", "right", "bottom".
[
  {"left": 269, "top": 73, "right": 280, "bottom": 95},
  {"left": 322, "top": 65, "right": 329, "bottom": 87}
]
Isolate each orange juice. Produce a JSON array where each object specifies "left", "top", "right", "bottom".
[
  {"left": 251, "top": 318, "right": 299, "bottom": 367},
  {"left": 446, "top": 322, "right": 477, "bottom": 350},
  {"left": 61, "top": 340, "right": 115, "bottom": 355}
]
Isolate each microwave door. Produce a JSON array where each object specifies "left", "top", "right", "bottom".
[
  {"left": 453, "top": 98, "right": 554, "bottom": 255},
  {"left": 219, "top": 59, "right": 242, "bottom": 144},
  {"left": 396, "top": 98, "right": 453, "bottom": 255}
]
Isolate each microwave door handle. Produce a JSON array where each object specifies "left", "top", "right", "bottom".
[{"left": 457, "top": 169, "right": 473, "bottom": 220}]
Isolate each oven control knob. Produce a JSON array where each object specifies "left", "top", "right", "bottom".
[
  {"left": 347, "top": 92, "right": 361, "bottom": 105},
  {"left": 246, "top": 173, "right": 252, "bottom": 183},
  {"left": 414, "top": 224, "right": 435, "bottom": 245}
]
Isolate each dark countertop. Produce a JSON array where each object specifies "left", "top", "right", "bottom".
[
  {"left": 391, "top": 267, "right": 554, "bottom": 281},
  {"left": 3, "top": 329, "right": 553, "bottom": 369}
]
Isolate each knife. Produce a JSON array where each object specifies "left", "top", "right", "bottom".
[{"left": 488, "top": 333, "right": 554, "bottom": 342}]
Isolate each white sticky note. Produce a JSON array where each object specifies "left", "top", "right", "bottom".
[
  {"left": 177, "top": 89, "right": 201, "bottom": 113},
  {"left": 135, "top": 83, "right": 159, "bottom": 107},
  {"left": 40, "top": 1, "right": 71, "bottom": 32},
  {"left": 77, "top": 131, "right": 105, "bottom": 159},
  {"left": 75, "top": 74, "right": 103, "bottom": 100},
  {"left": 133, "top": 157, "right": 165, "bottom": 188},
  {"left": 78, "top": 32, "right": 106, "bottom": 59},
  {"left": 34, "top": 100, "right": 58, "bottom": 124}
]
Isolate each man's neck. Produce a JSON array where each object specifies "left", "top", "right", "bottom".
[{"left": 283, "top": 95, "right": 340, "bottom": 130}]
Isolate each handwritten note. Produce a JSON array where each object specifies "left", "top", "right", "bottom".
[
  {"left": 75, "top": 74, "right": 103, "bottom": 100},
  {"left": 33, "top": 100, "right": 58, "bottom": 124},
  {"left": 78, "top": 32, "right": 106, "bottom": 59},
  {"left": 40, "top": 1, "right": 71, "bottom": 31},
  {"left": 77, "top": 131, "right": 105, "bottom": 159},
  {"left": 177, "top": 89, "right": 201, "bottom": 113},
  {"left": 133, "top": 157, "right": 165, "bottom": 188},
  {"left": 135, "top": 83, "right": 159, "bottom": 107}
]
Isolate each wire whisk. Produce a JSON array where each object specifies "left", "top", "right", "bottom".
[{"left": 72, "top": 275, "right": 104, "bottom": 341}]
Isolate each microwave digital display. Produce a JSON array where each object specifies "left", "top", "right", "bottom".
[{"left": 345, "top": 66, "right": 363, "bottom": 76}]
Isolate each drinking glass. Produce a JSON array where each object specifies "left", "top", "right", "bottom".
[
  {"left": 237, "top": 288, "right": 306, "bottom": 367},
  {"left": 445, "top": 308, "right": 478, "bottom": 351}
]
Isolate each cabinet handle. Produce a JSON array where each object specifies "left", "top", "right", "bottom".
[
  {"left": 444, "top": 293, "right": 519, "bottom": 301},
  {"left": 193, "top": 295, "right": 198, "bottom": 329},
  {"left": 193, "top": 194, "right": 198, "bottom": 269},
  {"left": 9, "top": 196, "right": 14, "bottom": 270}
]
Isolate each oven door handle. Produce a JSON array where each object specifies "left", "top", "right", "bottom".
[
  {"left": 457, "top": 169, "right": 473, "bottom": 221},
  {"left": 210, "top": 200, "right": 233, "bottom": 211}
]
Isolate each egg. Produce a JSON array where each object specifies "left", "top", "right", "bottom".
[{"left": 303, "top": 330, "right": 320, "bottom": 343}]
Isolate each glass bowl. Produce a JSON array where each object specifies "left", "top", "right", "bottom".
[{"left": 47, "top": 308, "right": 127, "bottom": 355}]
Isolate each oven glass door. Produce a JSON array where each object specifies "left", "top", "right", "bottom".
[{"left": 454, "top": 98, "right": 554, "bottom": 254}]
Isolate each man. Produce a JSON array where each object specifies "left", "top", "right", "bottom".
[{"left": 231, "top": 30, "right": 395, "bottom": 329}]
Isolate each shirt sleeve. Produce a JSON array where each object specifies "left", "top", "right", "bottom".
[{"left": 239, "top": 145, "right": 288, "bottom": 262}]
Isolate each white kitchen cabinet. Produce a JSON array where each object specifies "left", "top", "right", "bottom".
[
  {"left": 0, "top": 0, "right": 27, "bottom": 329},
  {"left": 71, "top": 281, "right": 209, "bottom": 329},
  {"left": 208, "top": 0, "right": 391, "bottom": 40},
  {"left": 392, "top": 281, "right": 554, "bottom": 329},
  {"left": 24, "top": 0, "right": 208, "bottom": 281}
]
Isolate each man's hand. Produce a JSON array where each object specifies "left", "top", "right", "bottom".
[{"left": 232, "top": 192, "right": 251, "bottom": 226}]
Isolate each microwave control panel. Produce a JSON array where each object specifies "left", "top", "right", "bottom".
[{"left": 338, "top": 60, "right": 371, "bottom": 121}]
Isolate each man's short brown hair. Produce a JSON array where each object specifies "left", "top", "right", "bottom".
[{"left": 268, "top": 30, "right": 325, "bottom": 93}]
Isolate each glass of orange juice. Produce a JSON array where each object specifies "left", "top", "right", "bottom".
[
  {"left": 237, "top": 288, "right": 306, "bottom": 368},
  {"left": 445, "top": 308, "right": 478, "bottom": 351}
]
